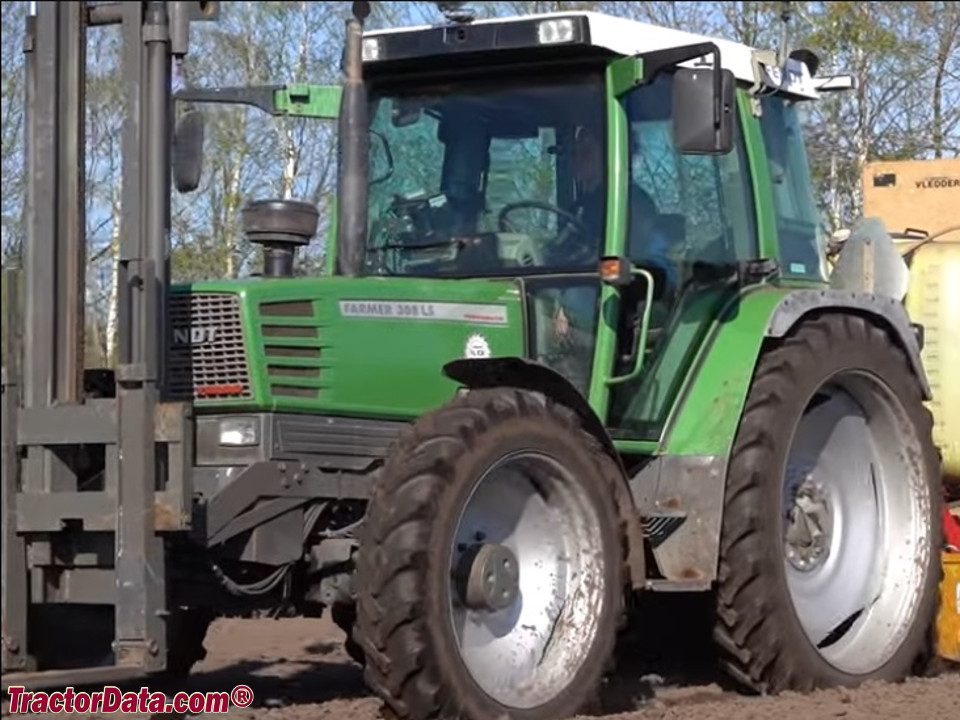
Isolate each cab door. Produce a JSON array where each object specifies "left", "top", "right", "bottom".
[{"left": 601, "top": 70, "right": 761, "bottom": 444}]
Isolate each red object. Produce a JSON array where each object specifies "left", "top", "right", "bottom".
[{"left": 944, "top": 506, "right": 960, "bottom": 550}]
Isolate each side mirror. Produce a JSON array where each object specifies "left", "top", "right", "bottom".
[
  {"left": 172, "top": 110, "right": 205, "bottom": 193},
  {"left": 672, "top": 66, "right": 735, "bottom": 155}
]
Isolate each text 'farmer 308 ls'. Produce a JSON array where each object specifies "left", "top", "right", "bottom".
[{"left": 1, "top": 3, "right": 949, "bottom": 720}]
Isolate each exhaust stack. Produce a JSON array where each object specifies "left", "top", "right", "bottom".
[
  {"left": 335, "top": 1, "right": 371, "bottom": 277},
  {"left": 242, "top": 199, "right": 319, "bottom": 278}
]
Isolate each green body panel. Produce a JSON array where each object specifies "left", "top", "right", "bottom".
[
  {"left": 175, "top": 277, "right": 525, "bottom": 419},
  {"left": 658, "top": 283, "right": 795, "bottom": 456},
  {"left": 274, "top": 84, "right": 342, "bottom": 119},
  {"left": 609, "top": 284, "right": 739, "bottom": 441},
  {"left": 586, "top": 62, "right": 633, "bottom": 422},
  {"left": 608, "top": 56, "right": 644, "bottom": 98},
  {"left": 737, "top": 90, "right": 779, "bottom": 261}
]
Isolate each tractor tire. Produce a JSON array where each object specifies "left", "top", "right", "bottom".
[
  {"left": 354, "top": 388, "right": 627, "bottom": 720},
  {"left": 714, "top": 312, "right": 941, "bottom": 694},
  {"left": 331, "top": 602, "right": 366, "bottom": 666}
]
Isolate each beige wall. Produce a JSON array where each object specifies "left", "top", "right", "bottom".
[{"left": 862, "top": 158, "right": 960, "bottom": 241}]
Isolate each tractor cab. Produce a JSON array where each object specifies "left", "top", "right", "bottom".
[{"left": 349, "top": 10, "right": 840, "bottom": 428}]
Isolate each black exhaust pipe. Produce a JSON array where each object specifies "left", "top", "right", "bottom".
[
  {"left": 335, "top": 1, "right": 371, "bottom": 277},
  {"left": 242, "top": 199, "right": 319, "bottom": 278}
]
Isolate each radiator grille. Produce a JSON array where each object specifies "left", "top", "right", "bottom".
[
  {"left": 259, "top": 300, "right": 325, "bottom": 400},
  {"left": 167, "top": 292, "right": 252, "bottom": 401}
]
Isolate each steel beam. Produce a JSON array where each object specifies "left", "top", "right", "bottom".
[
  {"left": 16, "top": 490, "right": 190, "bottom": 533},
  {"left": 24, "top": 2, "right": 86, "bottom": 408},
  {"left": 87, "top": 2, "right": 125, "bottom": 26},
  {"left": 54, "top": 0, "right": 87, "bottom": 405},
  {"left": 3, "top": 15, "right": 36, "bottom": 675},
  {"left": 113, "top": 0, "right": 167, "bottom": 673},
  {"left": 23, "top": 2, "right": 58, "bottom": 407},
  {"left": 23, "top": 4, "right": 54, "bottom": 412},
  {"left": 2, "top": 272, "right": 31, "bottom": 673},
  {"left": 23, "top": 3, "right": 82, "bottom": 496},
  {"left": 144, "top": 1, "right": 173, "bottom": 393}
]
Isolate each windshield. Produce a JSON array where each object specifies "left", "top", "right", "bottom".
[{"left": 362, "top": 70, "right": 606, "bottom": 278}]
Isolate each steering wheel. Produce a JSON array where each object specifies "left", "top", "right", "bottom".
[
  {"left": 497, "top": 199, "right": 585, "bottom": 237},
  {"left": 498, "top": 200, "right": 593, "bottom": 266}
]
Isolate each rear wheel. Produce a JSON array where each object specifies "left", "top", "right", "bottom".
[
  {"left": 331, "top": 601, "right": 365, "bottom": 666},
  {"left": 354, "top": 388, "right": 627, "bottom": 720},
  {"left": 715, "top": 312, "right": 941, "bottom": 693}
]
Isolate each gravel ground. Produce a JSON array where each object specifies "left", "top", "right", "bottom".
[{"left": 3, "top": 616, "right": 957, "bottom": 720}]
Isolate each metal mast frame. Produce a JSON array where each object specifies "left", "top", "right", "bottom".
[{"left": 2, "top": 1, "right": 218, "bottom": 687}]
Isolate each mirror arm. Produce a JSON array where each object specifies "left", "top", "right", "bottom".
[
  {"left": 173, "top": 85, "right": 282, "bottom": 116},
  {"left": 641, "top": 41, "right": 724, "bottom": 133}
]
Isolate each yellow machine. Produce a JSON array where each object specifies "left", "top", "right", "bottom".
[
  {"left": 940, "top": 540, "right": 960, "bottom": 663},
  {"left": 861, "top": 158, "right": 960, "bottom": 664}
]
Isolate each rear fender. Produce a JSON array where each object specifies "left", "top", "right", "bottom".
[
  {"left": 443, "top": 357, "right": 647, "bottom": 588},
  {"left": 663, "top": 287, "right": 930, "bottom": 458},
  {"left": 765, "top": 289, "right": 930, "bottom": 398},
  {"left": 648, "top": 287, "right": 929, "bottom": 584}
]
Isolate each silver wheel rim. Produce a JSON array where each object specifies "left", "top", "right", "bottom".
[
  {"left": 447, "top": 450, "right": 606, "bottom": 710},
  {"left": 782, "top": 371, "right": 932, "bottom": 675}
]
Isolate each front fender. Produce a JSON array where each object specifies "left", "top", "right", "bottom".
[{"left": 443, "top": 356, "right": 616, "bottom": 459}]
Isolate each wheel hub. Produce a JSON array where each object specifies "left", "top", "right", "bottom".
[
  {"left": 785, "top": 471, "right": 832, "bottom": 572},
  {"left": 457, "top": 543, "right": 520, "bottom": 612}
]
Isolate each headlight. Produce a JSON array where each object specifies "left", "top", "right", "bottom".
[
  {"left": 537, "top": 18, "right": 575, "bottom": 45},
  {"left": 362, "top": 38, "right": 382, "bottom": 61},
  {"left": 219, "top": 416, "right": 260, "bottom": 447}
]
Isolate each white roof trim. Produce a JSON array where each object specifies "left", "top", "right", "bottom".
[{"left": 363, "top": 11, "right": 820, "bottom": 100}]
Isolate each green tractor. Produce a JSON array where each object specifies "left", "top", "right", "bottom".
[{"left": 2, "top": 2, "right": 943, "bottom": 720}]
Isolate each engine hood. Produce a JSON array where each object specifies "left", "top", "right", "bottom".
[{"left": 168, "top": 275, "right": 527, "bottom": 419}]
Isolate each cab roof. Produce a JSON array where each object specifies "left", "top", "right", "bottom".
[{"left": 362, "top": 10, "right": 821, "bottom": 100}]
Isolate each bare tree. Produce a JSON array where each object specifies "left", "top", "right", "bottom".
[{"left": 1, "top": 0, "right": 28, "bottom": 265}]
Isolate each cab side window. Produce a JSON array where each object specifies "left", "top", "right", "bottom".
[
  {"left": 758, "top": 95, "right": 826, "bottom": 280},
  {"left": 623, "top": 72, "right": 758, "bottom": 288}
]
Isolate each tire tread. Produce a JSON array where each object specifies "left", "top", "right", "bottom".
[
  {"left": 714, "top": 312, "right": 941, "bottom": 694},
  {"left": 354, "top": 388, "right": 630, "bottom": 720}
]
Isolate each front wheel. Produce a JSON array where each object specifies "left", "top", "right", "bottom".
[
  {"left": 715, "top": 312, "right": 941, "bottom": 693},
  {"left": 354, "top": 388, "right": 627, "bottom": 720}
]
